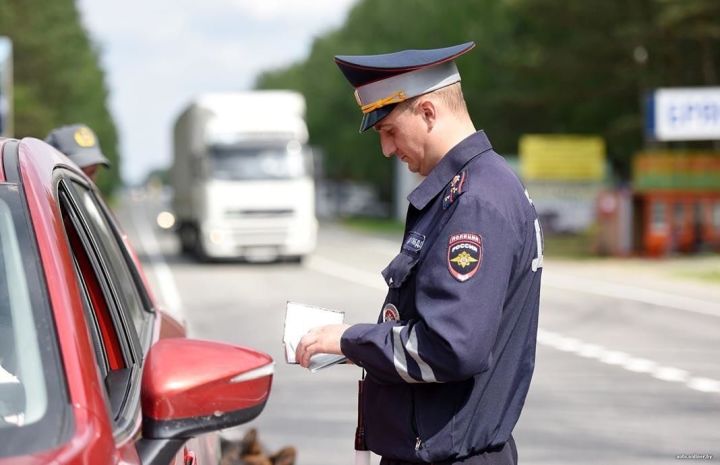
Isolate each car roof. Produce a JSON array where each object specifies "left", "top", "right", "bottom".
[{"left": 1, "top": 137, "right": 88, "bottom": 188}]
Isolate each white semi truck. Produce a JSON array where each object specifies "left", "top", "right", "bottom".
[{"left": 170, "top": 91, "right": 317, "bottom": 261}]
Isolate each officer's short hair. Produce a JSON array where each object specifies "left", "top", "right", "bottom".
[
  {"left": 398, "top": 82, "right": 467, "bottom": 117},
  {"left": 431, "top": 82, "right": 467, "bottom": 114}
]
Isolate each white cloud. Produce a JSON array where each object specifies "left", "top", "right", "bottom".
[{"left": 77, "top": 0, "right": 358, "bottom": 184}]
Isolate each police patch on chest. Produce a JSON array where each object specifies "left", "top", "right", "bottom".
[
  {"left": 383, "top": 303, "right": 400, "bottom": 322},
  {"left": 447, "top": 233, "right": 482, "bottom": 282}
]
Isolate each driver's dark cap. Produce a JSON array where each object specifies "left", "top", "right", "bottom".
[
  {"left": 45, "top": 124, "right": 110, "bottom": 169},
  {"left": 334, "top": 42, "right": 475, "bottom": 132}
]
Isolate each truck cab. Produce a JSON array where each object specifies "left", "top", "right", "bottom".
[{"left": 172, "top": 91, "right": 318, "bottom": 261}]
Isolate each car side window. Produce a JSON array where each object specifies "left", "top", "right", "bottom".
[
  {"left": 57, "top": 179, "right": 146, "bottom": 436},
  {"left": 59, "top": 185, "right": 134, "bottom": 412},
  {"left": 66, "top": 181, "right": 153, "bottom": 348},
  {"left": 61, "top": 207, "right": 125, "bottom": 377}
]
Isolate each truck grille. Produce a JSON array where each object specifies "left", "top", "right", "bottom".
[
  {"left": 231, "top": 228, "right": 288, "bottom": 245},
  {"left": 225, "top": 208, "right": 294, "bottom": 219}
]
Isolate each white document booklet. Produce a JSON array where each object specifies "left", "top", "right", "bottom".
[{"left": 283, "top": 301, "right": 347, "bottom": 372}]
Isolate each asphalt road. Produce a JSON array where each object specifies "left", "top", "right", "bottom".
[{"left": 118, "top": 189, "right": 720, "bottom": 465}]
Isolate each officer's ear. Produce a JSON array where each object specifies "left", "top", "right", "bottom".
[{"left": 416, "top": 98, "right": 437, "bottom": 132}]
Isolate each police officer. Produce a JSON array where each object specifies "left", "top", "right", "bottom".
[
  {"left": 296, "top": 42, "right": 543, "bottom": 464},
  {"left": 45, "top": 124, "right": 110, "bottom": 180}
]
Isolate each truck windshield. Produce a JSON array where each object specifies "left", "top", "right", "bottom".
[{"left": 209, "top": 143, "right": 308, "bottom": 181}]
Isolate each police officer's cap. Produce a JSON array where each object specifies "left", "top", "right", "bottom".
[
  {"left": 45, "top": 124, "right": 110, "bottom": 169},
  {"left": 335, "top": 42, "right": 475, "bottom": 132}
]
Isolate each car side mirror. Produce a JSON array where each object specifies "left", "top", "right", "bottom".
[{"left": 136, "top": 338, "right": 273, "bottom": 465}]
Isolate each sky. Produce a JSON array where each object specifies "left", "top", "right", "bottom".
[{"left": 76, "top": 0, "right": 359, "bottom": 185}]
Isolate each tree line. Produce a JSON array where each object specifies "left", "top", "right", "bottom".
[
  {"left": 256, "top": 0, "right": 720, "bottom": 200},
  {"left": 0, "top": 0, "right": 119, "bottom": 194}
]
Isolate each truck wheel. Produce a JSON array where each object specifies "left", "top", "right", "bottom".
[
  {"left": 193, "top": 226, "right": 210, "bottom": 262},
  {"left": 178, "top": 224, "right": 194, "bottom": 255},
  {"left": 284, "top": 255, "right": 304, "bottom": 264}
]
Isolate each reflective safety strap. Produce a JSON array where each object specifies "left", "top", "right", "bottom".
[
  {"left": 406, "top": 326, "right": 438, "bottom": 383},
  {"left": 392, "top": 326, "right": 419, "bottom": 383}
]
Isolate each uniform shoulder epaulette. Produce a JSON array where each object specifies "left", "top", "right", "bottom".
[{"left": 442, "top": 170, "right": 468, "bottom": 209}]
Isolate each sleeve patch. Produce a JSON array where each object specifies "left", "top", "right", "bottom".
[{"left": 447, "top": 233, "right": 482, "bottom": 282}]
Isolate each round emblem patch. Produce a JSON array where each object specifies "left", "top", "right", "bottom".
[
  {"left": 383, "top": 303, "right": 400, "bottom": 322},
  {"left": 447, "top": 233, "right": 482, "bottom": 282},
  {"left": 73, "top": 126, "right": 96, "bottom": 148}
]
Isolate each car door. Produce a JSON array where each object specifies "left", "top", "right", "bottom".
[
  {"left": 57, "top": 174, "right": 152, "bottom": 461},
  {"left": 56, "top": 172, "right": 216, "bottom": 465}
]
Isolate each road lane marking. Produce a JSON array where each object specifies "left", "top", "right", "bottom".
[
  {"left": 653, "top": 367, "right": 689, "bottom": 383},
  {"left": 128, "top": 195, "right": 184, "bottom": 323},
  {"left": 623, "top": 358, "right": 657, "bottom": 374},
  {"left": 537, "top": 329, "right": 720, "bottom": 394},
  {"left": 541, "top": 273, "right": 720, "bottom": 318},
  {"left": 687, "top": 377, "right": 720, "bottom": 393},
  {"left": 577, "top": 343, "right": 603, "bottom": 358},
  {"left": 306, "top": 255, "right": 387, "bottom": 291},
  {"left": 599, "top": 350, "right": 631, "bottom": 366}
]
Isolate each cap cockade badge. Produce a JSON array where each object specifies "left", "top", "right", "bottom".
[{"left": 73, "top": 126, "right": 96, "bottom": 148}]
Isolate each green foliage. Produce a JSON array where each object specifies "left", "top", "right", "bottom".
[
  {"left": 0, "top": 0, "right": 120, "bottom": 195},
  {"left": 143, "top": 167, "right": 170, "bottom": 186},
  {"left": 342, "top": 216, "right": 405, "bottom": 236},
  {"left": 256, "top": 0, "right": 720, "bottom": 203}
]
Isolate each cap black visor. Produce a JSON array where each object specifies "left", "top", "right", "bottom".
[{"left": 359, "top": 104, "right": 397, "bottom": 133}]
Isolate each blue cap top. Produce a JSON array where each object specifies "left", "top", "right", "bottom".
[
  {"left": 334, "top": 42, "right": 475, "bottom": 131},
  {"left": 45, "top": 124, "right": 111, "bottom": 169}
]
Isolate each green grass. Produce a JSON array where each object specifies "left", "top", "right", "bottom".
[
  {"left": 542, "top": 232, "right": 594, "bottom": 259},
  {"left": 674, "top": 270, "right": 720, "bottom": 284},
  {"left": 341, "top": 217, "right": 404, "bottom": 235}
]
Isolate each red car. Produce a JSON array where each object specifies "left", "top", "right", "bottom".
[{"left": 0, "top": 137, "right": 274, "bottom": 464}]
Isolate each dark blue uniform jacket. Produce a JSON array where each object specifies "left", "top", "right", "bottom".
[{"left": 341, "top": 131, "right": 543, "bottom": 462}]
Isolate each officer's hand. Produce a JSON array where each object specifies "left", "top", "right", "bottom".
[{"left": 296, "top": 324, "right": 351, "bottom": 368}]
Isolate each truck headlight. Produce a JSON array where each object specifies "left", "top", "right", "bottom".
[
  {"left": 156, "top": 211, "right": 176, "bottom": 230},
  {"left": 209, "top": 229, "right": 225, "bottom": 245}
]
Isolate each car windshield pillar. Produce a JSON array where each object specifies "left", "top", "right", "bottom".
[{"left": 0, "top": 183, "right": 71, "bottom": 455}]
